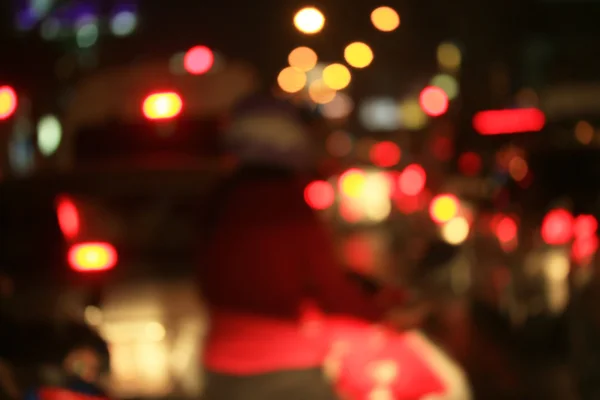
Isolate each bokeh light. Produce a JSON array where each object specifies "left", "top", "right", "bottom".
[
  {"left": 0, "top": 86, "right": 18, "bottom": 120},
  {"left": 398, "top": 99, "right": 427, "bottom": 130},
  {"left": 277, "top": 67, "right": 307, "bottom": 94},
  {"left": 575, "top": 120, "right": 594, "bottom": 145},
  {"left": 326, "top": 131, "right": 353, "bottom": 157},
  {"left": 322, "top": 63, "right": 351, "bottom": 90},
  {"left": 308, "top": 79, "right": 336, "bottom": 104},
  {"left": 37, "top": 114, "right": 62, "bottom": 156},
  {"left": 541, "top": 209, "right": 574, "bottom": 245},
  {"left": 110, "top": 11, "right": 137, "bottom": 37},
  {"left": 441, "top": 217, "right": 470, "bottom": 245},
  {"left": 431, "top": 74, "right": 459, "bottom": 100},
  {"left": 322, "top": 92, "right": 354, "bottom": 119},
  {"left": 437, "top": 42, "right": 462, "bottom": 71},
  {"left": 508, "top": 156, "right": 528, "bottom": 181},
  {"left": 371, "top": 6, "right": 400, "bottom": 32},
  {"left": 294, "top": 7, "right": 325, "bottom": 34},
  {"left": 369, "top": 141, "right": 401, "bottom": 168},
  {"left": 344, "top": 42, "right": 374, "bottom": 69},
  {"left": 419, "top": 86, "right": 449, "bottom": 117},
  {"left": 288, "top": 46, "right": 318, "bottom": 72},
  {"left": 75, "top": 19, "right": 99, "bottom": 48},
  {"left": 339, "top": 169, "right": 367, "bottom": 198},
  {"left": 430, "top": 194, "right": 460, "bottom": 224},
  {"left": 184, "top": 45, "right": 214, "bottom": 75},
  {"left": 458, "top": 152, "right": 482, "bottom": 176},
  {"left": 360, "top": 97, "right": 400, "bottom": 131},
  {"left": 305, "top": 180, "right": 335, "bottom": 210},
  {"left": 142, "top": 92, "right": 183, "bottom": 120},
  {"left": 398, "top": 164, "right": 427, "bottom": 196},
  {"left": 40, "top": 18, "right": 60, "bottom": 40}
]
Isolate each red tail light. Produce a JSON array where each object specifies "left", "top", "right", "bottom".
[
  {"left": 142, "top": 91, "right": 183, "bottom": 120},
  {"left": 68, "top": 242, "right": 117, "bottom": 272},
  {"left": 398, "top": 164, "right": 426, "bottom": 196},
  {"left": 429, "top": 194, "right": 459, "bottom": 224},
  {"left": 541, "top": 209, "right": 573, "bottom": 245},
  {"left": 56, "top": 196, "right": 80, "bottom": 240},
  {"left": 304, "top": 180, "right": 335, "bottom": 210},
  {"left": 473, "top": 108, "right": 545, "bottom": 135}
]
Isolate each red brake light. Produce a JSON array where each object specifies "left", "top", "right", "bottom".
[
  {"left": 541, "top": 209, "right": 573, "bottom": 245},
  {"left": 429, "top": 194, "right": 459, "bottom": 224},
  {"left": 304, "top": 180, "right": 335, "bottom": 210},
  {"left": 0, "top": 86, "right": 18, "bottom": 121},
  {"left": 473, "top": 108, "right": 545, "bottom": 135},
  {"left": 142, "top": 92, "right": 183, "bottom": 120},
  {"left": 56, "top": 196, "right": 80, "bottom": 240},
  {"left": 398, "top": 164, "right": 426, "bottom": 196},
  {"left": 68, "top": 242, "right": 117, "bottom": 272}
]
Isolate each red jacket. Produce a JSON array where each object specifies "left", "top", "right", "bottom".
[{"left": 200, "top": 168, "right": 388, "bottom": 374}]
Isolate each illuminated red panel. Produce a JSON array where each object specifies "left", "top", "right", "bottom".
[
  {"left": 304, "top": 180, "right": 335, "bottom": 210},
  {"left": 541, "top": 209, "right": 573, "bottom": 245},
  {"left": 419, "top": 86, "right": 448, "bottom": 117},
  {"left": 184, "top": 45, "right": 214, "bottom": 75},
  {"left": 68, "top": 242, "right": 117, "bottom": 272},
  {"left": 473, "top": 108, "right": 545, "bottom": 135},
  {"left": 398, "top": 164, "right": 426, "bottom": 196},
  {"left": 142, "top": 92, "right": 183, "bottom": 120},
  {"left": 56, "top": 196, "right": 80, "bottom": 240},
  {"left": 573, "top": 215, "right": 597, "bottom": 239},
  {"left": 0, "top": 86, "right": 17, "bottom": 121},
  {"left": 495, "top": 216, "right": 517, "bottom": 243},
  {"left": 458, "top": 152, "right": 482, "bottom": 176},
  {"left": 369, "top": 141, "right": 401, "bottom": 168}
]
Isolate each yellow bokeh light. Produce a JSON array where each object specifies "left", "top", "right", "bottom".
[
  {"left": 437, "top": 42, "right": 462, "bottom": 71},
  {"left": 430, "top": 195, "right": 459, "bottom": 223},
  {"left": 288, "top": 46, "right": 318, "bottom": 72},
  {"left": 399, "top": 99, "right": 427, "bottom": 130},
  {"left": 441, "top": 216, "right": 470, "bottom": 245},
  {"left": 344, "top": 42, "right": 374, "bottom": 69},
  {"left": 339, "top": 169, "right": 367, "bottom": 198},
  {"left": 309, "top": 79, "right": 336, "bottom": 104},
  {"left": 575, "top": 120, "right": 594, "bottom": 145},
  {"left": 293, "top": 7, "right": 325, "bottom": 35},
  {"left": 322, "top": 63, "right": 351, "bottom": 90},
  {"left": 430, "top": 74, "right": 459, "bottom": 100},
  {"left": 371, "top": 6, "right": 400, "bottom": 32},
  {"left": 277, "top": 66, "right": 307, "bottom": 93}
]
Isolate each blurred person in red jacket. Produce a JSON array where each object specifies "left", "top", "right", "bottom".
[{"left": 198, "top": 94, "right": 406, "bottom": 400}]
